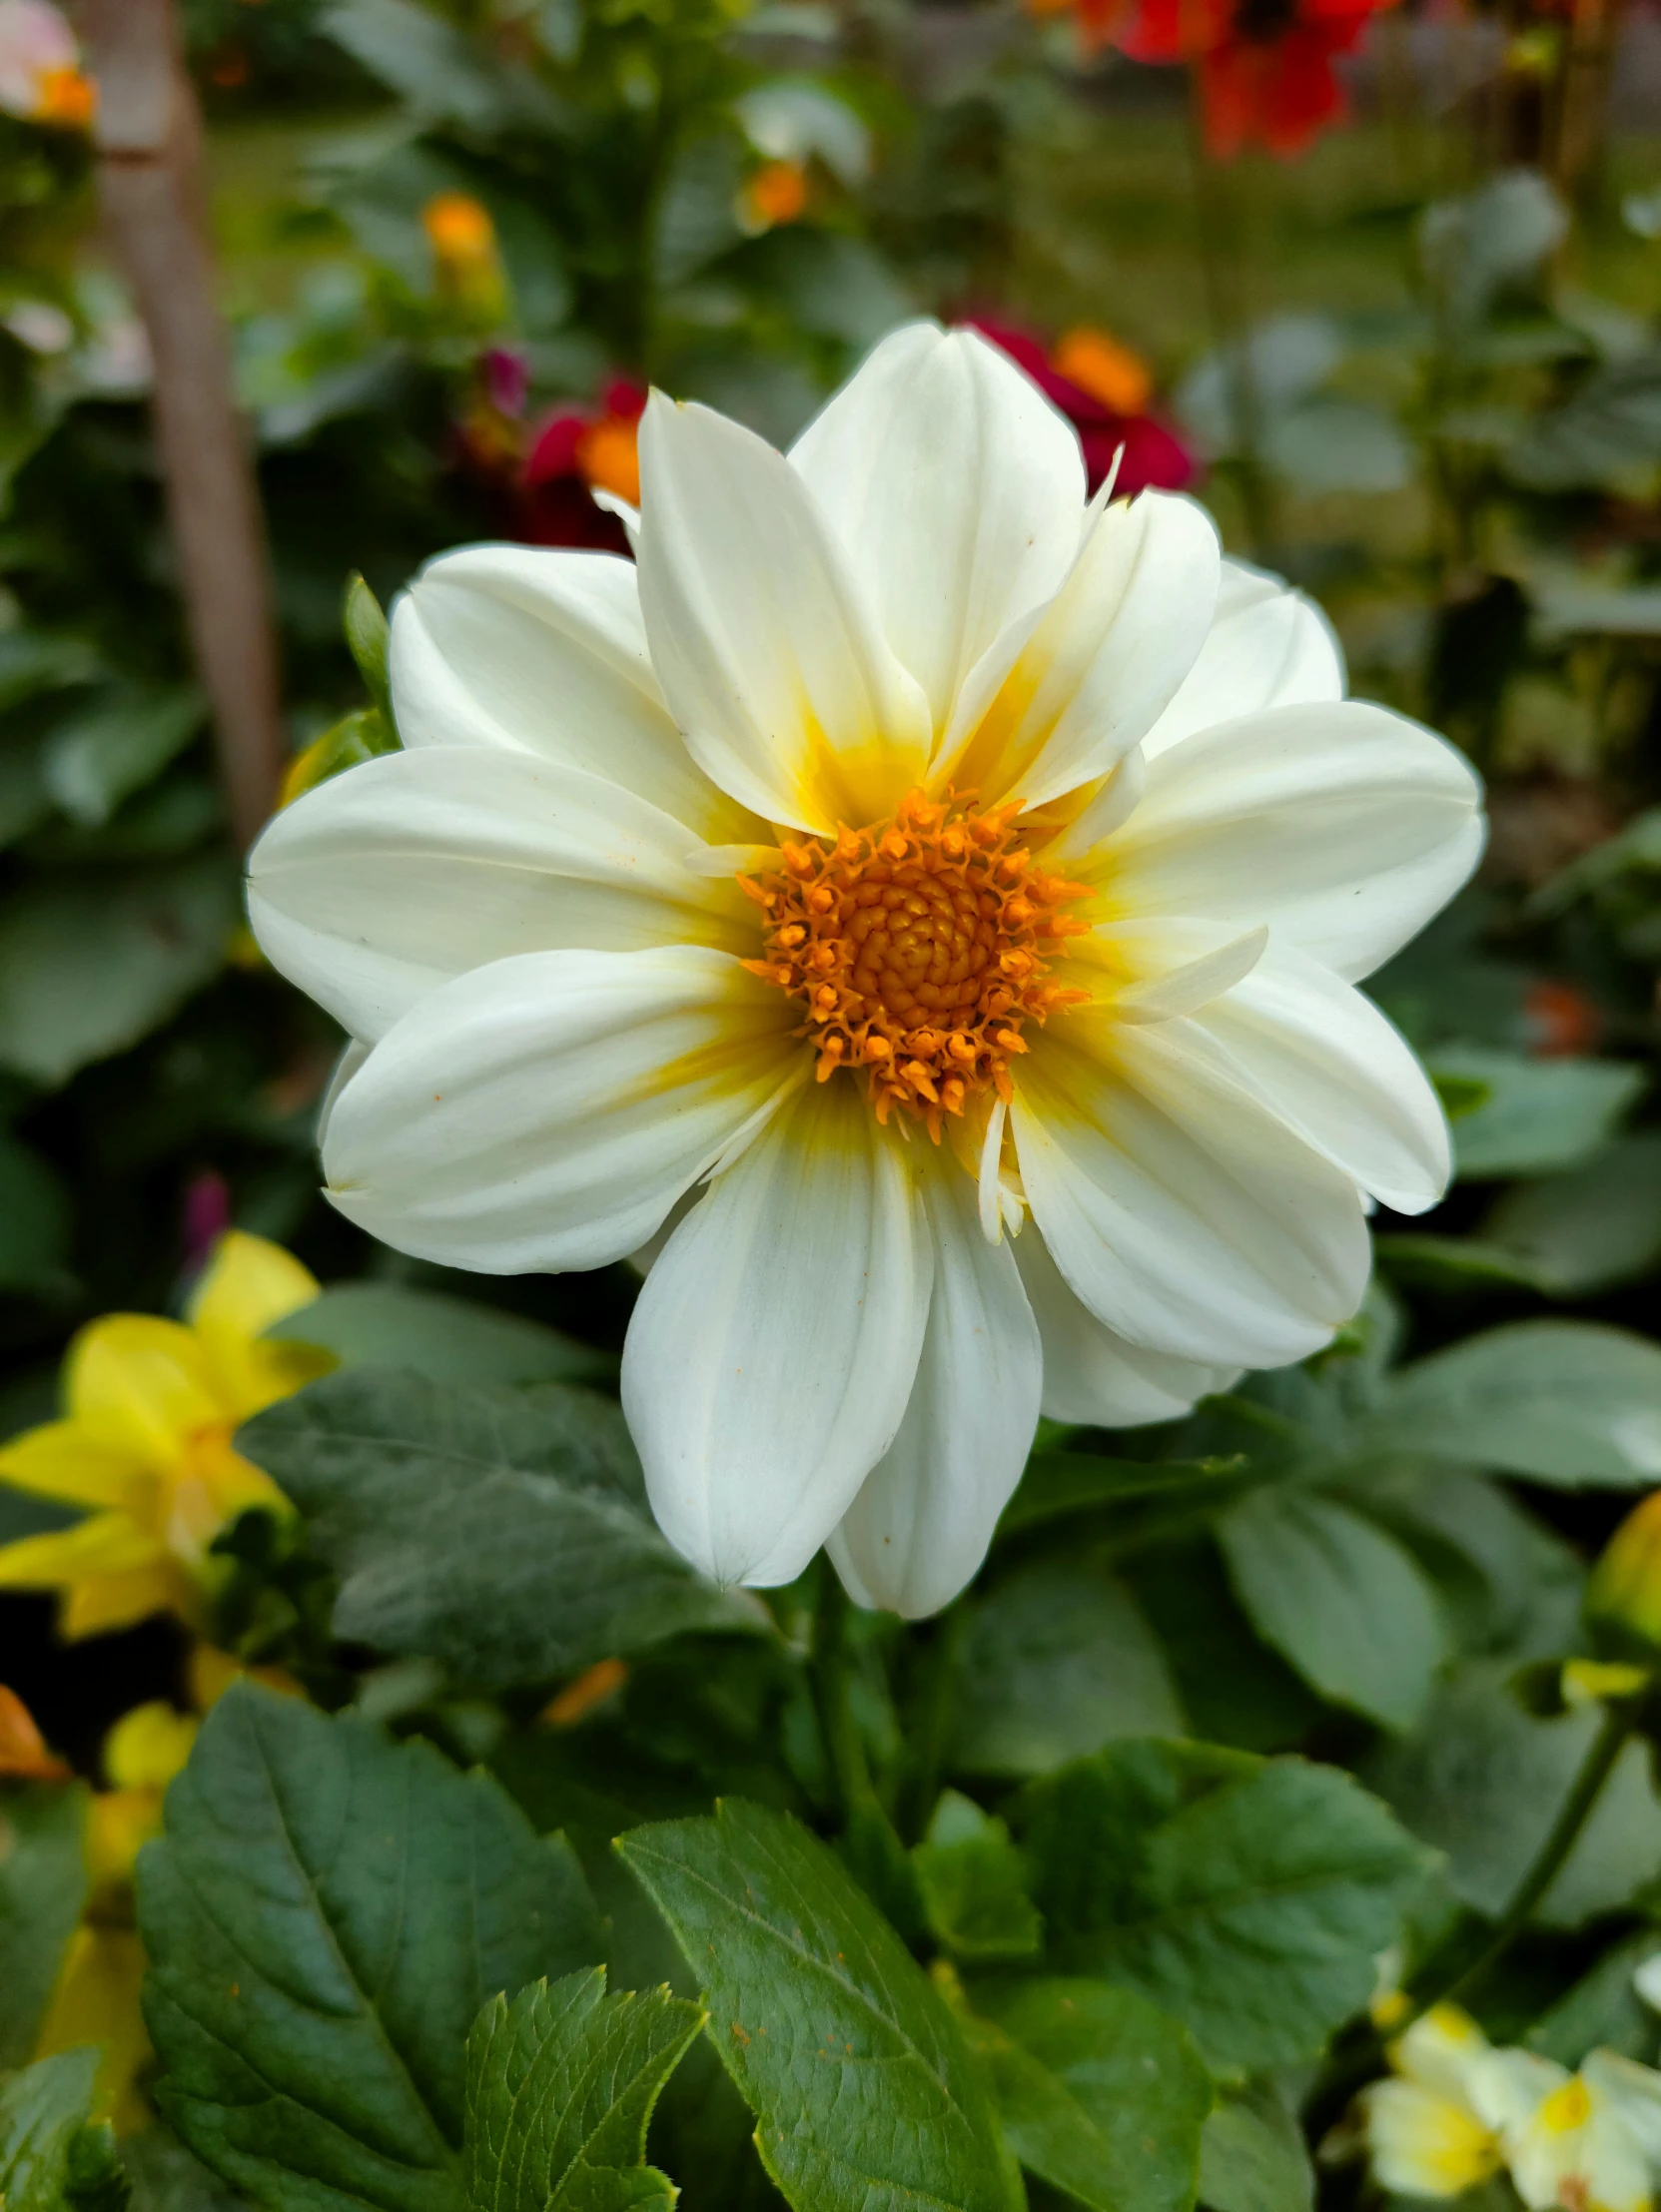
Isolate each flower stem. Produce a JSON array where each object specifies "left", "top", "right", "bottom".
[
  {"left": 811, "top": 1563, "right": 872, "bottom": 1826},
  {"left": 1422, "top": 1697, "right": 1640, "bottom": 2016},
  {"left": 899, "top": 1606, "right": 966, "bottom": 1844}
]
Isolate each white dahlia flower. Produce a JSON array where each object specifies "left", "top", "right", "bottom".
[{"left": 248, "top": 323, "right": 1482, "bottom": 1617}]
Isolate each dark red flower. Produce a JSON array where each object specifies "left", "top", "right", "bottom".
[
  {"left": 519, "top": 376, "right": 646, "bottom": 552},
  {"left": 969, "top": 317, "right": 1198, "bottom": 498}
]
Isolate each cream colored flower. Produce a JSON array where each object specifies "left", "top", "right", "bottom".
[
  {"left": 1479, "top": 2049, "right": 1661, "bottom": 2212},
  {"left": 247, "top": 323, "right": 1480, "bottom": 1615},
  {"left": 1362, "top": 2004, "right": 1506, "bottom": 2199}
]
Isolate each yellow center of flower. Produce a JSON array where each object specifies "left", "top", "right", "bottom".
[
  {"left": 739, "top": 788, "right": 1091, "bottom": 1135},
  {"left": 1539, "top": 2080, "right": 1594, "bottom": 2135}
]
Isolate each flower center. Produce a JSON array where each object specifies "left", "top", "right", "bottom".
[{"left": 739, "top": 789, "right": 1091, "bottom": 1135}]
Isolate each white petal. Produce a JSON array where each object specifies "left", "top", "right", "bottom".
[
  {"left": 790, "top": 323, "right": 1086, "bottom": 740},
  {"left": 936, "top": 491, "right": 1221, "bottom": 813},
  {"left": 622, "top": 1080, "right": 931, "bottom": 1589},
  {"left": 1105, "top": 700, "right": 1485, "bottom": 982},
  {"left": 321, "top": 947, "right": 800, "bottom": 1272},
  {"left": 1112, "top": 925, "right": 1267, "bottom": 1024},
  {"left": 389, "top": 543, "right": 750, "bottom": 844},
  {"left": 1140, "top": 556, "right": 1343, "bottom": 763},
  {"left": 635, "top": 392, "right": 932, "bottom": 832},
  {"left": 826, "top": 1153, "right": 1041, "bottom": 1617},
  {"left": 248, "top": 747, "right": 757, "bottom": 1042},
  {"left": 315, "top": 1039, "right": 369, "bottom": 1147},
  {"left": 1011, "top": 1017, "right": 1371, "bottom": 1368},
  {"left": 1179, "top": 932, "right": 1451, "bottom": 1213},
  {"left": 1585, "top": 2054, "right": 1661, "bottom": 2165},
  {"left": 1012, "top": 1224, "right": 1240, "bottom": 1425}
]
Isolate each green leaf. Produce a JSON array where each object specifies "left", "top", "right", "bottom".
[
  {"left": 1198, "top": 2083, "right": 1312, "bottom": 2212},
  {"left": 64, "top": 2121, "right": 130, "bottom": 2212},
  {"left": 0, "top": 1130, "right": 71, "bottom": 1292},
  {"left": 41, "top": 687, "right": 205, "bottom": 828},
  {"left": 1480, "top": 1133, "right": 1661, "bottom": 1296},
  {"left": 0, "top": 2050, "right": 101, "bottom": 2212},
  {"left": 0, "top": 859, "right": 236, "bottom": 1089},
  {"left": 1018, "top": 1741, "right": 1426, "bottom": 2072},
  {"left": 1427, "top": 1047, "right": 1644, "bottom": 1178},
  {"left": 971, "top": 1978, "right": 1211, "bottom": 2212},
  {"left": 1525, "top": 1930, "right": 1661, "bottom": 2066},
  {"left": 118, "top": 2125, "right": 244, "bottom": 2212},
  {"left": 269, "top": 1284, "right": 610, "bottom": 1388},
  {"left": 281, "top": 708, "right": 397, "bottom": 801},
  {"left": 0, "top": 1783, "right": 89, "bottom": 2069},
  {"left": 913, "top": 1794, "right": 1043, "bottom": 1963},
  {"left": 1366, "top": 1662, "right": 1661, "bottom": 1928},
  {"left": 1368, "top": 1320, "right": 1661, "bottom": 1486},
  {"left": 139, "top": 1683, "right": 605, "bottom": 2212},
  {"left": 344, "top": 574, "right": 393, "bottom": 724},
  {"left": 953, "top": 1560, "right": 1185, "bottom": 1778},
  {"left": 463, "top": 1969, "right": 702, "bottom": 2212},
  {"left": 617, "top": 1800, "right": 1019, "bottom": 2212},
  {"left": 1217, "top": 1490, "right": 1448, "bottom": 1729},
  {"left": 322, "top": 0, "right": 565, "bottom": 136},
  {"left": 241, "top": 1372, "right": 764, "bottom": 1691},
  {"left": 999, "top": 1455, "right": 1246, "bottom": 1538}
]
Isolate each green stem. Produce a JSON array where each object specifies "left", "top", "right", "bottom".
[
  {"left": 811, "top": 1563, "right": 872, "bottom": 1827},
  {"left": 1420, "top": 1699, "right": 1639, "bottom": 2017},
  {"left": 1186, "top": 69, "right": 1274, "bottom": 561},
  {"left": 899, "top": 1607, "right": 965, "bottom": 1844}
]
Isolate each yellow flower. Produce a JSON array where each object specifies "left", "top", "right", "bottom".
[
  {"left": 32, "top": 1699, "right": 200, "bottom": 2135},
  {"left": 1589, "top": 1494, "right": 1661, "bottom": 1652},
  {"left": 0, "top": 1232, "right": 330, "bottom": 1639}
]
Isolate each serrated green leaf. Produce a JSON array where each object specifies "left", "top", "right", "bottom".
[
  {"left": 971, "top": 1977, "right": 1211, "bottom": 2212},
  {"left": 1367, "top": 1320, "right": 1661, "bottom": 1486},
  {"left": 1198, "top": 2083, "right": 1312, "bottom": 2212},
  {"left": 268, "top": 1284, "right": 609, "bottom": 1388},
  {"left": 138, "top": 1683, "right": 605, "bottom": 2212},
  {"left": 618, "top": 1800, "right": 1019, "bottom": 2212},
  {"left": 240, "top": 1372, "right": 765, "bottom": 1691},
  {"left": 913, "top": 1793, "right": 1042, "bottom": 1963},
  {"left": 0, "top": 2049, "right": 100, "bottom": 2212},
  {"left": 1018, "top": 1741, "right": 1425, "bottom": 2072},
  {"left": 463, "top": 1970, "right": 702, "bottom": 2212},
  {"left": 1218, "top": 1491, "right": 1447, "bottom": 1729},
  {"left": 344, "top": 574, "right": 393, "bottom": 723},
  {"left": 0, "top": 1783, "right": 89, "bottom": 2068}
]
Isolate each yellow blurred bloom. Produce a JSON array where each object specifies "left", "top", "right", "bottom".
[
  {"left": 738, "top": 158, "right": 809, "bottom": 233},
  {"left": 1589, "top": 1493, "right": 1661, "bottom": 1651},
  {"left": 1563, "top": 1659, "right": 1651, "bottom": 1710},
  {"left": 32, "top": 1699, "right": 200, "bottom": 2135},
  {"left": 1053, "top": 326, "right": 1154, "bottom": 416},
  {"left": 0, "top": 1232, "right": 330, "bottom": 1639}
]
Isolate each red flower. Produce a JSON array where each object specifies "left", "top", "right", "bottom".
[
  {"left": 519, "top": 376, "right": 647, "bottom": 552},
  {"left": 969, "top": 318, "right": 1198, "bottom": 498},
  {"left": 1049, "top": 0, "right": 1393, "bottom": 160}
]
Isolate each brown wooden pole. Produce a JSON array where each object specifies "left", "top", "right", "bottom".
[{"left": 70, "top": 0, "right": 285, "bottom": 852}]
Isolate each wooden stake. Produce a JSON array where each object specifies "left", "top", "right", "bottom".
[{"left": 69, "top": 0, "right": 284, "bottom": 852}]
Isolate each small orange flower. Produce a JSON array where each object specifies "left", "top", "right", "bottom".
[
  {"left": 0, "top": 1682, "right": 70, "bottom": 1780},
  {"left": 739, "top": 158, "right": 810, "bottom": 232},
  {"left": 1052, "top": 327, "right": 1154, "bottom": 417},
  {"left": 575, "top": 412, "right": 641, "bottom": 506},
  {"left": 422, "top": 193, "right": 507, "bottom": 321},
  {"left": 31, "top": 59, "right": 93, "bottom": 125}
]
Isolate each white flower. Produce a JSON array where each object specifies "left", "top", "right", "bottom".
[
  {"left": 1479, "top": 2049, "right": 1661, "bottom": 2212},
  {"left": 248, "top": 322, "right": 1481, "bottom": 1616},
  {"left": 0, "top": 0, "right": 90, "bottom": 126},
  {"left": 1361, "top": 2005, "right": 1505, "bottom": 2199},
  {"left": 1362, "top": 2004, "right": 1661, "bottom": 2212}
]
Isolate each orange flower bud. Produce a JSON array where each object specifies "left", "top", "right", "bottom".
[{"left": 1053, "top": 326, "right": 1154, "bottom": 416}]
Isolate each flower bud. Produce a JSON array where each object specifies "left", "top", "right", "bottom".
[{"left": 1587, "top": 1491, "right": 1661, "bottom": 1649}]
